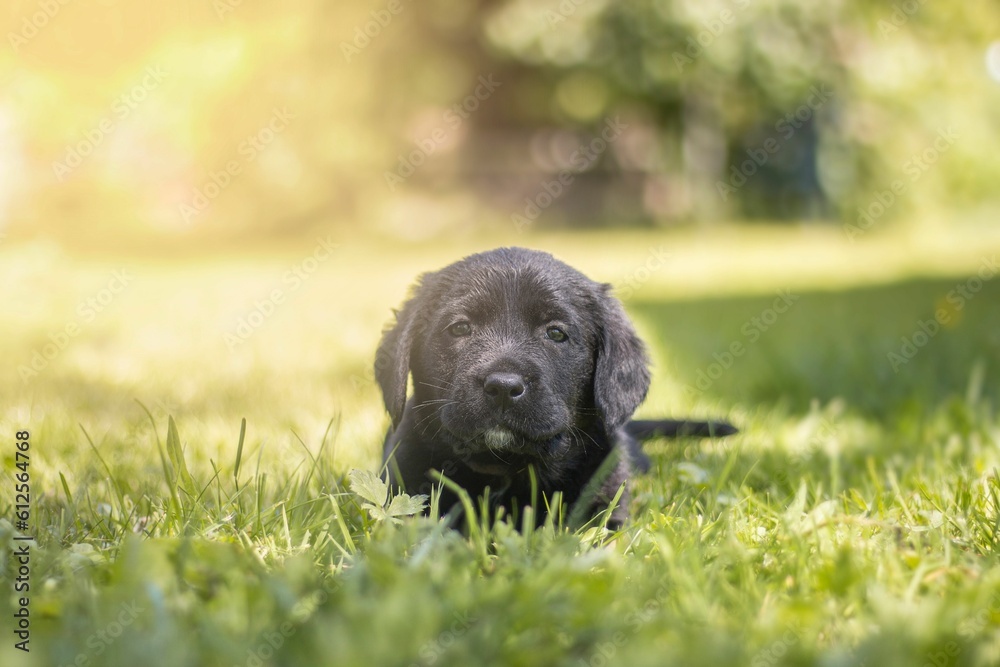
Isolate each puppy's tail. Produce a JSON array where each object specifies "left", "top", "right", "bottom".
[{"left": 626, "top": 419, "right": 738, "bottom": 440}]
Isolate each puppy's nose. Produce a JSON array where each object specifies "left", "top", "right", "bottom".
[{"left": 483, "top": 372, "right": 526, "bottom": 410}]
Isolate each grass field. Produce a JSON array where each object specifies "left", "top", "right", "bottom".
[{"left": 3, "top": 225, "right": 1000, "bottom": 666}]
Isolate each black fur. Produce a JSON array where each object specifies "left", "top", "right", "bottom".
[{"left": 376, "top": 247, "right": 734, "bottom": 528}]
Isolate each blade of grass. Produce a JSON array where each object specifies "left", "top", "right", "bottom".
[
  {"left": 166, "top": 416, "right": 195, "bottom": 493},
  {"left": 79, "top": 425, "right": 128, "bottom": 525},
  {"left": 234, "top": 417, "right": 247, "bottom": 487},
  {"left": 59, "top": 472, "right": 74, "bottom": 506}
]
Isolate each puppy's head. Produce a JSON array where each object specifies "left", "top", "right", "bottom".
[{"left": 376, "top": 248, "right": 649, "bottom": 468}]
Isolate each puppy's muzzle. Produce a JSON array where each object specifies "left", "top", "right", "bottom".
[{"left": 483, "top": 371, "right": 526, "bottom": 411}]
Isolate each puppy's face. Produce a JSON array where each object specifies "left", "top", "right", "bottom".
[
  {"left": 376, "top": 248, "right": 650, "bottom": 470},
  {"left": 412, "top": 265, "right": 595, "bottom": 453}
]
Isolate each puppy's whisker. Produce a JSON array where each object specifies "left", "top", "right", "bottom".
[
  {"left": 428, "top": 422, "right": 449, "bottom": 442},
  {"left": 413, "top": 399, "right": 452, "bottom": 408},
  {"left": 417, "top": 380, "right": 457, "bottom": 392},
  {"left": 413, "top": 404, "right": 455, "bottom": 431},
  {"left": 413, "top": 397, "right": 457, "bottom": 409},
  {"left": 486, "top": 445, "right": 513, "bottom": 465},
  {"left": 411, "top": 394, "right": 479, "bottom": 434},
  {"left": 412, "top": 412, "right": 438, "bottom": 430},
  {"left": 565, "top": 424, "right": 600, "bottom": 461},
  {"left": 411, "top": 404, "right": 449, "bottom": 427}
]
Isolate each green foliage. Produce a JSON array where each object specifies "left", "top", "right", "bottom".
[
  {"left": 349, "top": 469, "right": 427, "bottom": 524},
  {"left": 481, "top": 0, "right": 1000, "bottom": 223}
]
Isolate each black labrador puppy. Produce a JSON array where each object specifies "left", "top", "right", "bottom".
[{"left": 376, "top": 247, "right": 734, "bottom": 528}]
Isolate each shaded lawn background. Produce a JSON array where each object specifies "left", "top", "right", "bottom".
[
  {"left": 2, "top": 226, "right": 1000, "bottom": 665},
  {"left": 6, "top": 226, "right": 1000, "bottom": 468}
]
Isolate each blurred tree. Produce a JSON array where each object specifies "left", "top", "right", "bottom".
[
  {"left": 467, "top": 0, "right": 1000, "bottom": 226},
  {"left": 4, "top": 0, "right": 999, "bottom": 246}
]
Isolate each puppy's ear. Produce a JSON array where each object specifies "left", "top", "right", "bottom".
[
  {"left": 593, "top": 285, "right": 651, "bottom": 432},
  {"left": 374, "top": 281, "right": 429, "bottom": 427}
]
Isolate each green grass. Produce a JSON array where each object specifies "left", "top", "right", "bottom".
[{"left": 2, "top": 228, "right": 1000, "bottom": 667}]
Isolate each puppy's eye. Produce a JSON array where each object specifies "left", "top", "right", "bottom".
[
  {"left": 545, "top": 326, "right": 568, "bottom": 342},
  {"left": 447, "top": 321, "right": 472, "bottom": 337}
]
